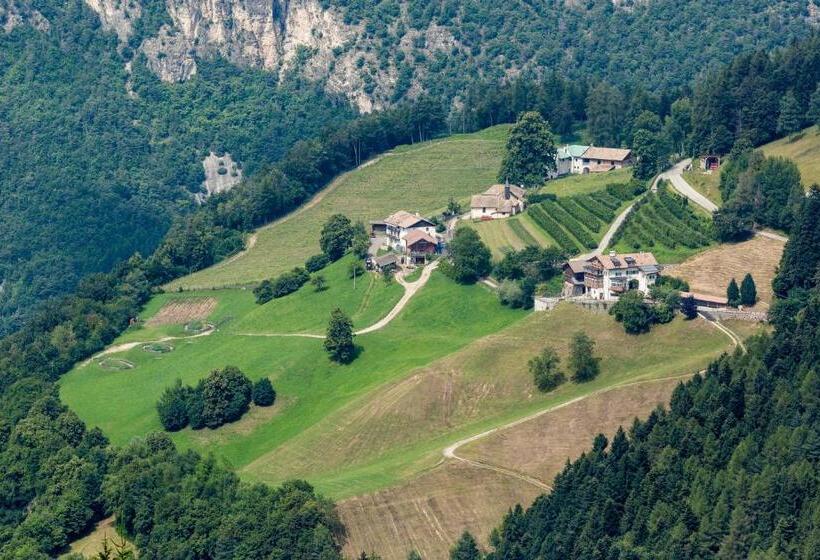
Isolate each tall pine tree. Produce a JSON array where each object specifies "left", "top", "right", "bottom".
[
  {"left": 776, "top": 91, "right": 803, "bottom": 137},
  {"left": 727, "top": 278, "right": 740, "bottom": 307},
  {"left": 740, "top": 273, "right": 757, "bottom": 306}
]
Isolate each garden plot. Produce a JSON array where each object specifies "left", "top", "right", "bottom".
[{"left": 145, "top": 297, "right": 217, "bottom": 326}]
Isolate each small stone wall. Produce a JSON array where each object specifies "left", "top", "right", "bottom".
[{"left": 698, "top": 308, "right": 769, "bottom": 322}]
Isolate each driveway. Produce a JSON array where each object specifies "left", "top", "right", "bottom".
[{"left": 660, "top": 159, "right": 718, "bottom": 213}]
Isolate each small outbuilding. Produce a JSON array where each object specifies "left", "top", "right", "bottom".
[{"left": 373, "top": 253, "right": 399, "bottom": 273}]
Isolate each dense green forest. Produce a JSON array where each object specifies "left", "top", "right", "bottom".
[
  {"left": 324, "top": 0, "right": 813, "bottom": 103},
  {"left": 479, "top": 191, "right": 820, "bottom": 558},
  {"left": 0, "top": 1, "right": 354, "bottom": 336}
]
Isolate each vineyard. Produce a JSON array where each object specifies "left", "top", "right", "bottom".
[
  {"left": 525, "top": 182, "right": 641, "bottom": 255},
  {"left": 611, "top": 182, "right": 714, "bottom": 263}
]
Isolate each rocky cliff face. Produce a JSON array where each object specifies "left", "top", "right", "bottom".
[
  {"left": 1, "top": 1, "right": 50, "bottom": 33},
  {"left": 81, "top": 0, "right": 460, "bottom": 112},
  {"left": 83, "top": 0, "right": 389, "bottom": 110}
]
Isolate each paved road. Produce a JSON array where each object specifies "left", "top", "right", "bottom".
[{"left": 661, "top": 158, "right": 719, "bottom": 213}]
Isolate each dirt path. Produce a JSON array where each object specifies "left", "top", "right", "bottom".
[
  {"left": 576, "top": 195, "right": 643, "bottom": 260},
  {"left": 700, "top": 313, "right": 746, "bottom": 352},
  {"left": 81, "top": 325, "right": 216, "bottom": 366},
  {"left": 234, "top": 261, "right": 439, "bottom": 339},
  {"left": 442, "top": 372, "right": 698, "bottom": 490}
]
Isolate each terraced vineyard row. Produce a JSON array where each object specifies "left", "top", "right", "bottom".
[
  {"left": 526, "top": 182, "right": 641, "bottom": 254},
  {"left": 611, "top": 182, "right": 714, "bottom": 262}
]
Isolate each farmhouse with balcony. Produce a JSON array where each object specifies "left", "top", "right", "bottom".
[
  {"left": 554, "top": 145, "right": 634, "bottom": 176},
  {"left": 470, "top": 182, "right": 526, "bottom": 219},
  {"left": 563, "top": 251, "right": 660, "bottom": 300},
  {"left": 380, "top": 210, "right": 437, "bottom": 251}
]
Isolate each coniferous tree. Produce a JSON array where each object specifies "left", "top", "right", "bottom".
[
  {"left": 450, "top": 532, "right": 482, "bottom": 560},
  {"left": 325, "top": 308, "right": 356, "bottom": 363},
  {"left": 498, "top": 111, "right": 556, "bottom": 188},
  {"left": 569, "top": 331, "right": 600, "bottom": 382},
  {"left": 740, "top": 273, "right": 757, "bottom": 306},
  {"left": 252, "top": 378, "right": 276, "bottom": 407},
  {"left": 681, "top": 295, "right": 698, "bottom": 320},
  {"left": 776, "top": 91, "right": 803, "bottom": 137},
  {"left": 809, "top": 84, "right": 820, "bottom": 129},
  {"left": 727, "top": 278, "right": 741, "bottom": 308}
]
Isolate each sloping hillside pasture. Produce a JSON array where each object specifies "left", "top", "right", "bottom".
[
  {"left": 762, "top": 126, "right": 820, "bottom": 187},
  {"left": 60, "top": 273, "right": 525, "bottom": 475},
  {"left": 539, "top": 167, "right": 633, "bottom": 196},
  {"left": 670, "top": 235, "right": 785, "bottom": 307},
  {"left": 241, "top": 304, "right": 731, "bottom": 499},
  {"left": 339, "top": 376, "right": 685, "bottom": 560},
  {"left": 168, "top": 126, "right": 510, "bottom": 290},
  {"left": 612, "top": 183, "right": 714, "bottom": 262}
]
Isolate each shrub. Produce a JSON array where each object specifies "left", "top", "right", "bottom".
[
  {"left": 252, "top": 378, "right": 276, "bottom": 407},
  {"left": 311, "top": 275, "right": 327, "bottom": 292},
  {"left": 529, "top": 346, "right": 565, "bottom": 392},
  {"left": 498, "top": 280, "right": 524, "bottom": 308},
  {"left": 271, "top": 267, "right": 310, "bottom": 298},
  {"left": 253, "top": 280, "right": 274, "bottom": 304},
  {"left": 305, "top": 253, "right": 329, "bottom": 272}
]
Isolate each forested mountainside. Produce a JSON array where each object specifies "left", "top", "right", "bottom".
[
  {"left": 0, "top": 1, "right": 354, "bottom": 336},
  {"left": 484, "top": 194, "right": 820, "bottom": 558},
  {"left": 0, "top": 0, "right": 815, "bottom": 334}
]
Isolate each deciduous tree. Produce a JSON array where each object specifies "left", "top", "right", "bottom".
[
  {"left": 569, "top": 331, "right": 600, "bottom": 382},
  {"left": 447, "top": 228, "right": 492, "bottom": 284},
  {"left": 529, "top": 346, "right": 565, "bottom": 392},
  {"left": 325, "top": 308, "right": 356, "bottom": 363},
  {"left": 498, "top": 112, "right": 557, "bottom": 188},
  {"left": 320, "top": 214, "right": 354, "bottom": 261}
]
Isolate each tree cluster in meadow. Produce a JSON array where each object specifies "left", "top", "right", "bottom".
[{"left": 156, "top": 367, "right": 275, "bottom": 432}]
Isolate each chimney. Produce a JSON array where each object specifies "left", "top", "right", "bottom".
[
  {"left": 504, "top": 178, "right": 511, "bottom": 200},
  {"left": 609, "top": 250, "right": 616, "bottom": 258}
]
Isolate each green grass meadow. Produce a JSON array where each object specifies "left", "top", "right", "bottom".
[{"left": 60, "top": 272, "right": 526, "bottom": 475}]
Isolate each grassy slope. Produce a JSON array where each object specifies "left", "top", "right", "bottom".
[
  {"left": 244, "top": 303, "right": 731, "bottom": 498},
  {"left": 169, "top": 126, "right": 510, "bottom": 290},
  {"left": 60, "top": 273, "right": 525, "bottom": 473},
  {"left": 683, "top": 169, "right": 723, "bottom": 206},
  {"left": 762, "top": 127, "right": 820, "bottom": 187},
  {"left": 539, "top": 167, "right": 633, "bottom": 197}
]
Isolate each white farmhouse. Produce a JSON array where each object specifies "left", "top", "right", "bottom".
[
  {"left": 383, "top": 210, "right": 438, "bottom": 252},
  {"left": 469, "top": 183, "right": 526, "bottom": 219},
  {"left": 563, "top": 251, "right": 660, "bottom": 301},
  {"left": 554, "top": 145, "right": 589, "bottom": 177}
]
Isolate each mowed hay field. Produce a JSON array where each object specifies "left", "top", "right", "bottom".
[
  {"left": 263, "top": 303, "right": 731, "bottom": 499},
  {"left": 339, "top": 377, "right": 685, "bottom": 560},
  {"left": 466, "top": 214, "right": 552, "bottom": 258},
  {"left": 762, "top": 127, "right": 820, "bottom": 187},
  {"left": 539, "top": 166, "right": 633, "bottom": 197},
  {"left": 168, "top": 125, "right": 510, "bottom": 290},
  {"left": 670, "top": 235, "right": 785, "bottom": 306},
  {"left": 683, "top": 169, "right": 723, "bottom": 206}
]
